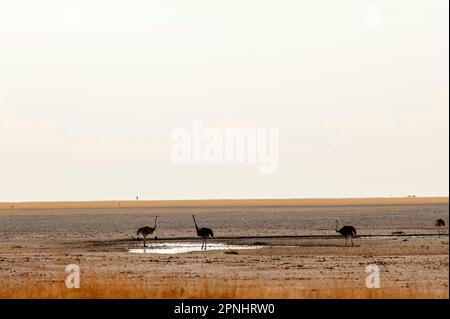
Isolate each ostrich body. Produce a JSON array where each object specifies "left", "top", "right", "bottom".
[
  {"left": 192, "top": 215, "right": 214, "bottom": 250},
  {"left": 335, "top": 220, "right": 357, "bottom": 246},
  {"left": 435, "top": 218, "right": 446, "bottom": 237},
  {"left": 137, "top": 216, "right": 158, "bottom": 247}
]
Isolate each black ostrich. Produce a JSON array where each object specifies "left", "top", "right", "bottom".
[
  {"left": 335, "top": 219, "right": 357, "bottom": 246},
  {"left": 192, "top": 215, "right": 214, "bottom": 250},
  {"left": 137, "top": 216, "right": 158, "bottom": 247},
  {"left": 435, "top": 218, "right": 446, "bottom": 237}
]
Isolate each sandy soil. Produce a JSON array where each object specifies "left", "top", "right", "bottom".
[{"left": 0, "top": 198, "right": 448, "bottom": 298}]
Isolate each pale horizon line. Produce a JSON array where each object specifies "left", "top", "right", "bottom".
[{"left": 1, "top": 196, "right": 448, "bottom": 208}]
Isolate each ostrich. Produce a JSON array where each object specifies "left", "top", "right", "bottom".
[
  {"left": 192, "top": 215, "right": 214, "bottom": 250},
  {"left": 435, "top": 218, "right": 446, "bottom": 237},
  {"left": 137, "top": 216, "right": 158, "bottom": 247},
  {"left": 335, "top": 219, "right": 357, "bottom": 246}
]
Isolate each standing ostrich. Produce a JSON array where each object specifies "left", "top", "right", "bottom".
[
  {"left": 137, "top": 216, "right": 158, "bottom": 247},
  {"left": 192, "top": 215, "right": 214, "bottom": 250},
  {"left": 335, "top": 219, "right": 357, "bottom": 246},
  {"left": 435, "top": 218, "right": 446, "bottom": 237}
]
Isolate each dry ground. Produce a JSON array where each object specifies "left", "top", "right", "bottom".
[{"left": 0, "top": 198, "right": 448, "bottom": 298}]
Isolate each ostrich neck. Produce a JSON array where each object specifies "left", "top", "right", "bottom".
[{"left": 193, "top": 217, "right": 199, "bottom": 231}]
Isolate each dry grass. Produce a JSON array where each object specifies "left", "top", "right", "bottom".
[
  {"left": 0, "top": 197, "right": 447, "bottom": 215},
  {"left": 0, "top": 276, "right": 447, "bottom": 299}
]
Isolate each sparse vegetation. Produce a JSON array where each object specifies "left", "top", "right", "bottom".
[{"left": 0, "top": 276, "right": 447, "bottom": 299}]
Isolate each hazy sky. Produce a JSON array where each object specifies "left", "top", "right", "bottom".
[{"left": 0, "top": 0, "right": 448, "bottom": 201}]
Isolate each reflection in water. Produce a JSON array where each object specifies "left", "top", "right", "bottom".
[{"left": 129, "top": 242, "right": 264, "bottom": 254}]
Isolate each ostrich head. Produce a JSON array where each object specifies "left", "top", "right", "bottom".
[{"left": 335, "top": 219, "right": 339, "bottom": 232}]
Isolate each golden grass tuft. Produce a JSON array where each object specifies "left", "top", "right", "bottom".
[{"left": 0, "top": 276, "right": 447, "bottom": 299}]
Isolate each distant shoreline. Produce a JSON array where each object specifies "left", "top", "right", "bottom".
[{"left": 0, "top": 197, "right": 448, "bottom": 211}]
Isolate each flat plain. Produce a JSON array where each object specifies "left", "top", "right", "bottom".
[{"left": 0, "top": 197, "right": 448, "bottom": 298}]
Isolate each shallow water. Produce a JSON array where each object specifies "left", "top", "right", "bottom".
[{"left": 129, "top": 242, "right": 264, "bottom": 254}]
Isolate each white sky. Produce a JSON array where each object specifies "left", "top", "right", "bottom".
[{"left": 0, "top": 0, "right": 448, "bottom": 201}]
